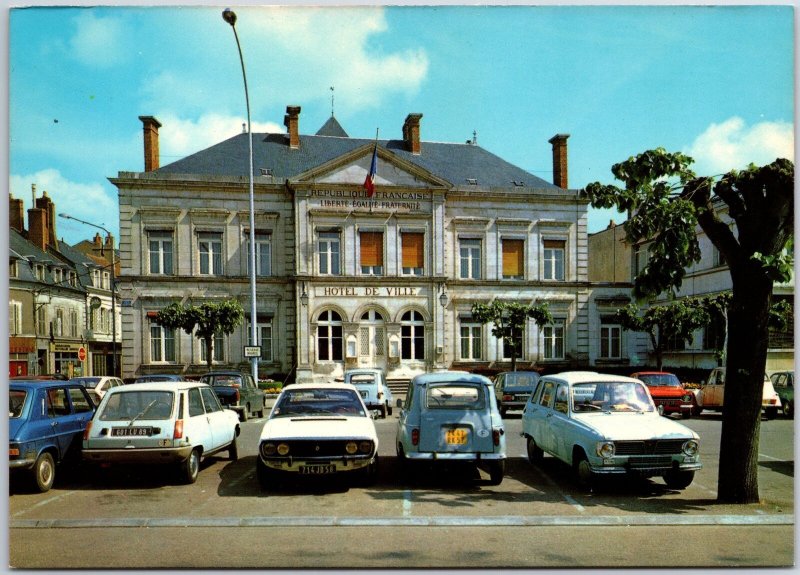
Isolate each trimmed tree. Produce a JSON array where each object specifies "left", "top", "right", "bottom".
[
  {"left": 585, "top": 150, "right": 793, "bottom": 503},
  {"left": 471, "top": 300, "right": 553, "bottom": 371},
  {"left": 155, "top": 300, "right": 245, "bottom": 372},
  {"left": 614, "top": 300, "right": 710, "bottom": 371}
]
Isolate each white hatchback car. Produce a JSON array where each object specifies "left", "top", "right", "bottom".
[
  {"left": 70, "top": 376, "right": 124, "bottom": 400},
  {"left": 83, "top": 382, "right": 240, "bottom": 483},
  {"left": 521, "top": 371, "right": 701, "bottom": 489},
  {"left": 257, "top": 383, "right": 379, "bottom": 488}
]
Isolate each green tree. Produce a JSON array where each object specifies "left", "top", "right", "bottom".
[
  {"left": 614, "top": 300, "right": 709, "bottom": 371},
  {"left": 471, "top": 300, "right": 553, "bottom": 371},
  {"left": 155, "top": 299, "right": 245, "bottom": 371},
  {"left": 586, "top": 150, "right": 793, "bottom": 503}
]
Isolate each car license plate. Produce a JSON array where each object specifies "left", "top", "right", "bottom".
[
  {"left": 445, "top": 428, "right": 468, "bottom": 445},
  {"left": 299, "top": 465, "right": 336, "bottom": 475},
  {"left": 111, "top": 427, "right": 154, "bottom": 437}
]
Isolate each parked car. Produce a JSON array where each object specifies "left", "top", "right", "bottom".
[
  {"left": 9, "top": 380, "right": 96, "bottom": 492},
  {"left": 494, "top": 370, "right": 540, "bottom": 416},
  {"left": 10, "top": 373, "right": 69, "bottom": 381},
  {"left": 198, "top": 371, "right": 266, "bottom": 422},
  {"left": 696, "top": 367, "right": 781, "bottom": 419},
  {"left": 630, "top": 371, "right": 693, "bottom": 418},
  {"left": 82, "top": 382, "right": 240, "bottom": 484},
  {"left": 770, "top": 371, "right": 794, "bottom": 418},
  {"left": 256, "top": 383, "right": 379, "bottom": 487},
  {"left": 132, "top": 374, "right": 187, "bottom": 383},
  {"left": 70, "top": 376, "right": 125, "bottom": 399},
  {"left": 521, "top": 371, "right": 701, "bottom": 489},
  {"left": 343, "top": 368, "right": 393, "bottom": 418},
  {"left": 396, "top": 371, "right": 506, "bottom": 485}
]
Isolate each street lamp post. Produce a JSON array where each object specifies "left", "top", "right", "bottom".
[
  {"left": 222, "top": 8, "right": 259, "bottom": 383},
  {"left": 58, "top": 213, "right": 117, "bottom": 377}
]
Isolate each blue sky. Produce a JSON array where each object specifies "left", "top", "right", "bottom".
[{"left": 8, "top": 3, "right": 794, "bottom": 245}]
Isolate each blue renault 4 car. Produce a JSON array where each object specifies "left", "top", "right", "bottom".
[
  {"left": 396, "top": 371, "right": 506, "bottom": 485},
  {"left": 9, "top": 380, "right": 95, "bottom": 492}
]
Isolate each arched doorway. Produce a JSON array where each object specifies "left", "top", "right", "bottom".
[{"left": 358, "top": 309, "right": 386, "bottom": 370}]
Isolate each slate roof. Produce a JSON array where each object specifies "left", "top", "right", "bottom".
[
  {"left": 154, "top": 121, "right": 561, "bottom": 191},
  {"left": 315, "top": 116, "right": 349, "bottom": 138}
]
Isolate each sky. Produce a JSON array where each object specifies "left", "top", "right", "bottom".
[{"left": 7, "top": 2, "right": 795, "bottom": 245}]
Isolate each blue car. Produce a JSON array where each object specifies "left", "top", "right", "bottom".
[{"left": 9, "top": 380, "right": 95, "bottom": 492}]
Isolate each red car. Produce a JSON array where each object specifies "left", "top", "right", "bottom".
[{"left": 631, "top": 372, "right": 694, "bottom": 418}]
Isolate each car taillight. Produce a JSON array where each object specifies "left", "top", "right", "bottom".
[
  {"left": 83, "top": 421, "right": 93, "bottom": 441},
  {"left": 173, "top": 419, "right": 184, "bottom": 439},
  {"left": 503, "top": 394, "right": 513, "bottom": 401},
  {"left": 411, "top": 428, "right": 419, "bottom": 446},
  {"left": 493, "top": 428, "right": 503, "bottom": 446},
  {"left": 378, "top": 392, "right": 383, "bottom": 399},
  {"left": 9, "top": 447, "right": 19, "bottom": 457}
]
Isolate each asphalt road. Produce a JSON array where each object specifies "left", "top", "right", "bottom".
[{"left": 8, "top": 411, "right": 794, "bottom": 568}]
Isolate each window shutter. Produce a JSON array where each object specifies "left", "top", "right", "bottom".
[
  {"left": 402, "top": 233, "right": 424, "bottom": 268},
  {"left": 360, "top": 232, "right": 383, "bottom": 266},
  {"left": 502, "top": 239, "right": 524, "bottom": 277}
]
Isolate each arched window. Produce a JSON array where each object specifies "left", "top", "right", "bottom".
[
  {"left": 317, "top": 310, "right": 343, "bottom": 361},
  {"left": 400, "top": 310, "right": 425, "bottom": 360}
]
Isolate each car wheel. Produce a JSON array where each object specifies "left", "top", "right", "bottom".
[
  {"left": 180, "top": 448, "right": 201, "bottom": 484},
  {"left": 573, "top": 451, "right": 594, "bottom": 489},
  {"left": 228, "top": 433, "right": 239, "bottom": 461},
  {"left": 692, "top": 404, "right": 702, "bottom": 416},
  {"left": 240, "top": 406, "right": 249, "bottom": 422},
  {"left": 681, "top": 409, "right": 692, "bottom": 419},
  {"left": 784, "top": 401, "right": 793, "bottom": 419},
  {"left": 499, "top": 407, "right": 507, "bottom": 418},
  {"left": 32, "top": 452, "right": 56, "bottom": 493},
  {"left": 664, "top": 469, "right": 695, "bottom": 489},
  {"left": 527, "top": 437, "right": 544, "bottom": 464},
  {"left": 379, "top": 404, "right": 387, "bottom": 419},
  {"left": 487, "top": 460, "right": 505, "bottom": 486},
  {"left": 361, "top": 456, "right": 379, "bottom": 486},
  {"left": 386, "top": 403, "right": 393, "bottom": 417},
  {"left": 765, "top": 407, "right": 778, "bottom": 420}
]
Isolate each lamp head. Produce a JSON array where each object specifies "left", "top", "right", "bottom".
[
  {"left": 58, "top": 213, "right": 70, "bottom": 219},
  {"left": 222, "top": 8, "right": 237, "bottom": 27}
]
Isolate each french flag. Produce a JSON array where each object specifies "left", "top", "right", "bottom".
[{"left": 364, "top": 143, "right": 377, "bottom": 198}]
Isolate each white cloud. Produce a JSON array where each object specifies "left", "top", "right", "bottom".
[
  {"left": 10, "top": 170, "right": 119, "bottom": 243},
  {"left": 156, "top": 113, "right": 283, "bottom": 159},
  {"left": 685, "top": 117, "right": 794, "bottom": 175},
  {"left": 69, "top": 12, "right": 127, "bottom": 68}
]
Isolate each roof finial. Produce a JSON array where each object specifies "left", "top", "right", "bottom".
[{"left": 330, "top": 86, "right": 335, "bottom": 117}]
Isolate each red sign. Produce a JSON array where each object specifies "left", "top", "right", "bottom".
[{"left": 78, "top": 347, "right": 87, "bottom": 362}]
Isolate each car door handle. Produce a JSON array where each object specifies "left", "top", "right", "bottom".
[{"left": 51, "top": 421, "right": 58, "bottom": 427}]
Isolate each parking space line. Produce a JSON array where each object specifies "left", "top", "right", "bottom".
[
  {"left": 402, "top": 489, "right": 413, "bottom": 517},
  {"left": 11, "top": 491, "right": 77, "bottom": 518}
]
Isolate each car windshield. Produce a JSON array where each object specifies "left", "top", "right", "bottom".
[
  {"left": 426, "top": 383, "right": 486, "bottom": 410},
  {"left": 572, "top": 381, "right": 655, "bottom": 413},
  {"left": 272, "top": 388, "right": 366, "bottom": 418},
  {"left": 99, "top": 390, "right": 175, "bottom": 421},
  {"left": 502, "top": 372, "right": 539, "bottom": 390},
  {"left": 9, "top": 390, "right": 27, "bottom": 418},
  {"left": 638, "top": 374, "right": 681, "bottom": 387}
]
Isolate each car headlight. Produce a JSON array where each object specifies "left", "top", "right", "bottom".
[
  {"left": 683, "top": 394, "right": 692, "bottom": 402},
  {"left": 277, "top": 443, "right": 290, "bottom": 456},
  {"left": 261, "top": 442, "right": 276, "bottom": 457},
  {"left": 682, "top": 440, "right": 699, "bottom": 456},
  {"left": 345, "top": 442, "right": 358, "bottom": 454},
  {"left": 596, "top": 442, "right": 615, "bottom": 458},
  {"left": 359, "top": 441, "right": 372, "bottom": 454}
]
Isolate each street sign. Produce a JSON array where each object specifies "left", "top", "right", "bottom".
[
  {"left": 243, "top": 346, "right": 261, "bottom": 358},
  {"left": 78, "top": 347, "right": 87, "bottom": 362}
]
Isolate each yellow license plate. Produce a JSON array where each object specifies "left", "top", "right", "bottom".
[{"left": 445, "top": 428, "right": 468, "bottom": 445}]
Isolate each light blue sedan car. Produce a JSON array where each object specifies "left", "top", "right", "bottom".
[
  {"left": 521, "top": 371, "right": 701, "bottom": 489},
  {"left": 396, "top": 371, "right": 506, "bottom": 485}
]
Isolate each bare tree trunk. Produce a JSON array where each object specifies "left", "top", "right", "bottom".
[{"left": 717, "top": 266, "right": 772, "bottom": 503}]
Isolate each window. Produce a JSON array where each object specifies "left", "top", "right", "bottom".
[
  {"left": 542, "top": 319, "right": 565, "bottom": 360},
  {"left": 9, "top": 259, "right": 18, "bottom": 279},
  {"left": 92, "top": 269, "right": 101, "bottom": 287},
  {"left": 102, "top": 271, "right": 111, "bottom": 290},
  {"left": 633, "top": 244, "right": 649, "bottom": 278},
  {"left": 37, "top": 306, "right": 47, "bottom": 336},
  {"left": 401, "top": 232, "right": 424, "bottom": 276},
  {"left": 200, "top": 387, "right": 223, "bottom": 413},
  {"left": 317, "top": 310, "right": 343, "bottom": 361},
  {"left": 554, "top": 384, "right": 569, "bottom": 414},
  {"left": 459, "top": 238, "right": 482, "bottom": 279},
  {"left": 318, "top": 231, "right": 341, "bottom": 275},
  {"left": 188, "top": 388, "right": 205, "bottom": 417},
  {"left": 704, "top": 314, "right": 726, "bottom": 351},
  {"left": 401, "top": 310, "right": 425, "bottom": 360},
  {"left": 199, "top": 332, "right": 224, "bottom": 363},
  {"left": 600, "top": 324, "right": 622, "bottom": 359},
  {"left": 9, "top": 301, "right": 22, "bottom": 334},
  {"left": 245, "top": 231, "right": 272, "bottom": 277},
  {"left": 502, "top": 238, "right": 524, "bottom": 279},
  {"left": 52, "top": 267, "right": 63, "bottom": 285},
  {"left": 100, "top": 308, "right": 108, "bottom": 334},
  {"left": 68, "top": 271, "right": 77, "bottom": 287},
  {"left": 198, "top": 232, "right": 223, "bottom": 275},
  {"left": 55, "top": 309, "right": 64, "bottom": 337},
  {"left": 360, "top": 231, "right": 384, "bottom": 275},
  {"left": 150, "top": 325, "right": 176, "bottom": 363},
  {"left": 69, "top": 309, "right": 78, "bottom": 337},
  {"left": 34, "top": 264, "right": 45, "bottom": 281},
  {"left": 459, "top": 321, "right": 482, "bottom": 360},
  {"left": 543, "top": 240, "right": 565, "bottom": 281},
  {"left": 249, "top": 318, "right": 274, "bottom": 362},
  {"left": 664, "top": 332, "right": 686, "bottom": 351},
  {"left": 149, "top": 232, "right": 174, "bottom": 275},
  {"left": 502, "top": 329, "right": 523, "bottom": 360}
]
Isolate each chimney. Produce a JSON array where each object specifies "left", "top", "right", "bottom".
[
  {"left": 402, "top": 113, "right": 423, "bottom": 155},
  {"left": 284, "top": 106, "right": 301, "bottom": 149},
  {"left": 35, "top": 191, "right": 57, "bottom": 247},
  {"left": 548, "top": 134, "right": 570, "bottom": 189},
  {"left": 9, "top": 194, "right": 24, "bottom": 232},
  {"left": 28, "top": 208, "right": 47, "bottom": 251},
  {"left": 94, "top": 233, "right": 103, "bottom": 248},
  {"left": 139, "top": 115, "right": 162, "bottom": 172}
]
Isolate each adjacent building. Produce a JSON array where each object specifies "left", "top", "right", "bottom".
[{"left": 112, "top": 108, "right": 638, "bottom": 383}]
